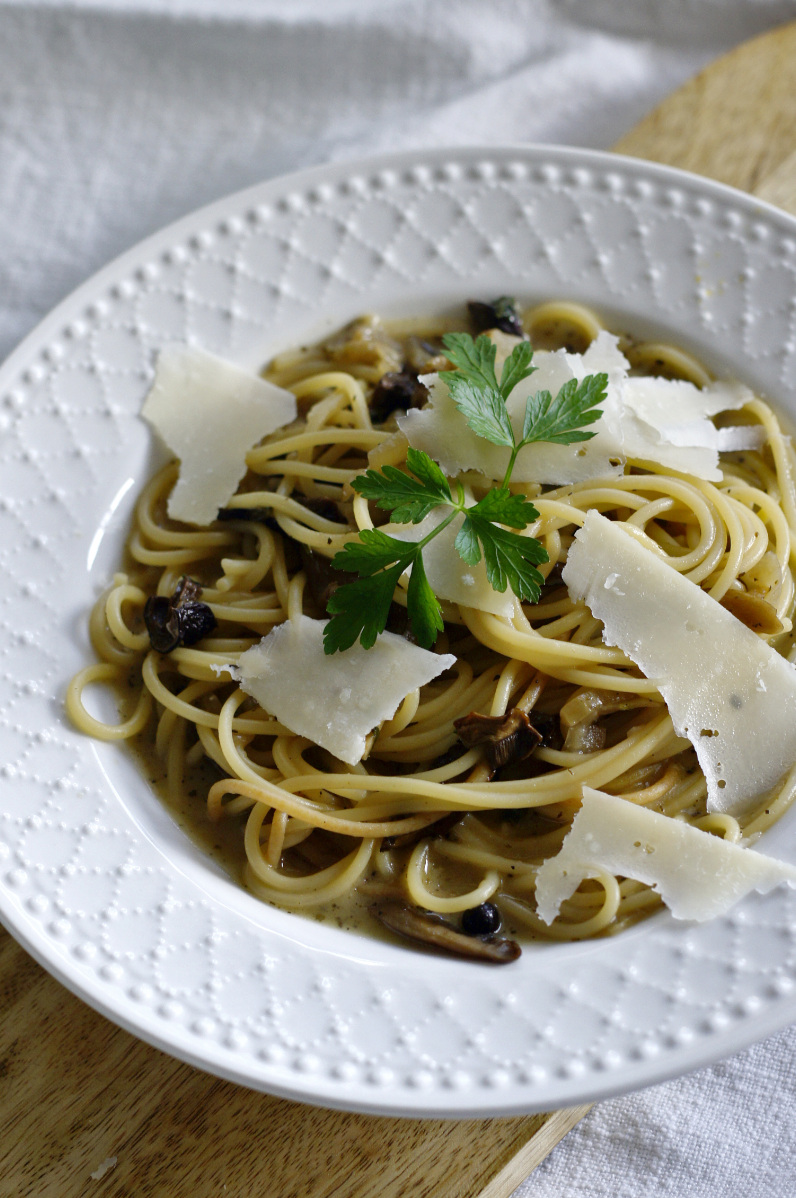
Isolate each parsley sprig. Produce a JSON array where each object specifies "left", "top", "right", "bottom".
[{"left": 322, "top": 332, "right": 607, "bottom": 654}]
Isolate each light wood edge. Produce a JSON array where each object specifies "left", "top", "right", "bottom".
[
  {"left": 612, "top": 20, "right": 796, "bottom": 192},
  {"left": 476, "top": 1105, "right": 593, "bottom": 1198},
  {"left": 755, "top": 148, "right": 796, "bottom": 215}
]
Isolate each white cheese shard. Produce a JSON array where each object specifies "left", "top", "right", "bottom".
[
  {"left": 604, "top": 375, "right": 759, "bottom": 482},
  {"left": 562, "top": 510, "right": 796, "bottom": 815},
  {"left": 399, "top": 332, "right": 761, "bottom": 485},
  {"left": 534, "top": 787, "right": 796, "bottom": 924},
  {"left": 228, "top": 615, "right": 456, "bottom": 766},
  {"left": 141, "top": 344, "right": 297, "bottom": 525}
]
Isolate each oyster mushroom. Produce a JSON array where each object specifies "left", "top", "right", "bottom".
[
  {"left": 143, "top": 576, "right": 216, "bottom": 654},
  {"left": 372, "top": 901, "right": 521, "bottom": 963},
  {"left": 467, "top": 296, "right": 524, "bottom": 338},
  {"left": 453, "top": 708, "right": 542, "bottom": 771}
]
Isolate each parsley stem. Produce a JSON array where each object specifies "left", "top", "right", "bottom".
[
  {"left": 501, "top": 444, "right": 521, "bottom": 491},
  {"left": 412, "top": 488, "right": 465, "bottom": 552}
]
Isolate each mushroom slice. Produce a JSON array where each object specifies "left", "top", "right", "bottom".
[
  {"left": 403, "top": 335, "right": 449, "bottom": 374},
  {"left": 563, "top": 723, "right": 607, "bottom": 754},
  {"left": 368, "top": 370, "right": 429, "bottom": 423},
  {"left": 299, "top": 546, "right": 351, "bottom": 610},
  {"left": 720, "top": 589, "right": 785, "bottom": 635},
  {"left": 323, "top": 315, "right": 404, "bottom": 377},
  {"left": 372, "top": 902, "right": 521, "bottom": 963},
  {"left": 560, "top": 687, "right": 651, "bottom": 730},
  {"left": 453, "top": 708, "right": 542, "bottom": 770},
  {"left": 468, "top": 296, "right": 524, "bottom": 337}
]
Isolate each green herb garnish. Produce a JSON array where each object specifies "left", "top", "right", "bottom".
[{"left": 323, "top": 332, "right": 607, "bottom": 653}]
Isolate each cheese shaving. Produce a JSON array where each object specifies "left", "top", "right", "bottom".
[
  {"left": 227, "top": 615, "right": 456, "bottom": 765},
  {"left": 141, "top": 344, "right": 296, "bottom": 525},
  {"left": 399, "top": 332, "right": 761, "bottom": 484},
  {"left": 563, "top": 510, "right": 796, "bottom": 815},
  {"left": 534, "top": 787, "right": 796, "bottom": 923}
]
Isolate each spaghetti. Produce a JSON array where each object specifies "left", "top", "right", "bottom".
[{"left": 66, "top": 301, "right": 796, "bottom": 948}]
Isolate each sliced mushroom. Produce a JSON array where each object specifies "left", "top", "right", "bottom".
[
  {"left": 216, "top": 505, "right": 278, "bottom": 527},
  {"left": 372, "top": 901, "right": 521, "bottom": 963},
  {"left": 468, "top": 296, "right": 524, "bottom": 337},
  {"left": 559, "top": 688, "right": 656, "bottom": 752},
  {"left": 219, "top": 494, "right": 346, "bottom": 530},
  {"left": 173, "top": 576, "right": 203, "bottom": 605},
  {"left": 323, "top": 316, "right": 404, "bottom": 378},
  {"left": 299, "top": 546, "right": 351, "bottom": 611},
  {"left": 368, "top": 370, "right": 429, "bottom": 423},
  {"left": 383, "top": 601, "right": 419, "bottom": 644},
  {"left": 143, "top": 594, "right": 181, "bottom": 653},
  {"left": 403, "top": 335, "right": 449, "bottom": 374},
  {"left": 720, "top": 589, "right": 785, "bottom": 635},
  {"left": 563, "top": 723, "right": 607, "bottom": 754},
  {"left": 560, "top": 687, "right": 647, "bottom": 729},
  {"left": 453, "top": 709, "right": 542, "bottom": 770},
  {"left": 143, "top": 577, "right": 217, "bottom": 654}
]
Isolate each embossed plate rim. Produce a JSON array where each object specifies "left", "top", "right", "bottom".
[{"left": 2, "top": 144, "right": 796, "bottom": 1116}]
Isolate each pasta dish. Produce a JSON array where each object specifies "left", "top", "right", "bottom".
[{"left": 66, "top": 298, "right": 796, "bottom": 960}]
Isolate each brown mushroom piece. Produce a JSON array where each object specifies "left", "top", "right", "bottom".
[
  {"left": 468, "top": 296, "right": 524, "bottom": 337},
  {"left": 323, "top": 315, "right": 404, "bottom": 378},
  {"left": 218, "top": 494, "right": 346, "bottom": 529},
  {"left": 299, "top": 546, "right": 351, "bottom": 611},
  {"left": 372, "top": 901, "right": 521, "bottom": 963},
  {"left": 368, "top": 370, "right": 429, "bottom": 423},
  {"left": 143, "top": 576, "right": 216, "bottom": 654},
  {"left": 403, "top": 335, "right": 449, "bottom": 374},
  {"left": 720, "top": 589, "right": 785, "bottom": 635},
  {"left": 453, "top": 708, "right": 542, "bottom": 771},
  {"left": 216, "top": 505, "right": 278, "bottom": 527},
  {"left": 559, "top": 687, "right": 657, "bottom": 753}
]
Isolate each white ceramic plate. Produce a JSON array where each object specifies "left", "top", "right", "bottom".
[{"left": 2, "top": 145, "right": 796, "bottom": 1117}]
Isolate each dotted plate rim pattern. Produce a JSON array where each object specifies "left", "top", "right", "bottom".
[{"left": 2, "top": 145, "right": 796, "bottom": 1117}]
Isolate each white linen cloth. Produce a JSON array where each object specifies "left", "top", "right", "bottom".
[{"left": 1, "top": 1, "right": 796, "bottom": 1194}]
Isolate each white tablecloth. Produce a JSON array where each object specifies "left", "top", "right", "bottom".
[{"left": 2, "top": 1, "right": 796, "bottom": 1194}]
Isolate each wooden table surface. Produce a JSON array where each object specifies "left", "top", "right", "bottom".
[{"left": 2, "top": 18, "right": 796, "bottom": 1198}]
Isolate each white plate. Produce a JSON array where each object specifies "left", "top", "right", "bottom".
[{"left": 2, "top": 145, "right": 796, "bottom": 1117}]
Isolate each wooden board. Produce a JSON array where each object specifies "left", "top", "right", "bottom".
[
  {"left": 2, "top": 19, "right": 796, "bottom": 1198},
  {"left": 0, "top": 932, "right": 589, "bottom": 1198},
  {"left": 614, "top": 18, "right": 796, "bottom": 209}
]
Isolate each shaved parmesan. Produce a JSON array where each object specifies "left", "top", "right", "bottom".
[
  {"left": 534, "top": 787, "right": 796, "bottom": 924},
  {"left": 605, "top": 374, "right": 759, "bottom": 482},
  {"left": 228, "top": 615, "right": 456, "bottom": 766},
  {"left": 563, "top": 510, "right": 796, "bottom": 815},
  {"left": 141, "top": 344, "right": 297, "bottom": 525},
  {"left": 399, "top": 332, "right": 761, "bottom": 485},
  {"left": 565, "top": 329, "right": 630, "bottom": 389}
]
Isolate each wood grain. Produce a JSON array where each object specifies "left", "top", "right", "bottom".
[
  {"left": 614, "top": 20, "right": 796, "bottom": 196},
  {"left": 0, "top": 928, "right": 588, "bottom": 1198},
  {"left": 3, "top": 19, "right": 796, "bottom": 1198}
]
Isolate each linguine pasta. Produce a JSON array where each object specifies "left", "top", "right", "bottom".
[{"left": 66, "top": 301, "right": 796, "bottom": 949}]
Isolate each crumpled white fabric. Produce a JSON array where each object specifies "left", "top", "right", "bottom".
[
  {"left": 526, "top": 1025, "right": 796, "bottom": 1198},
  {"left": 2, "top": 2, "right": 796, "bottom": 1196}
]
